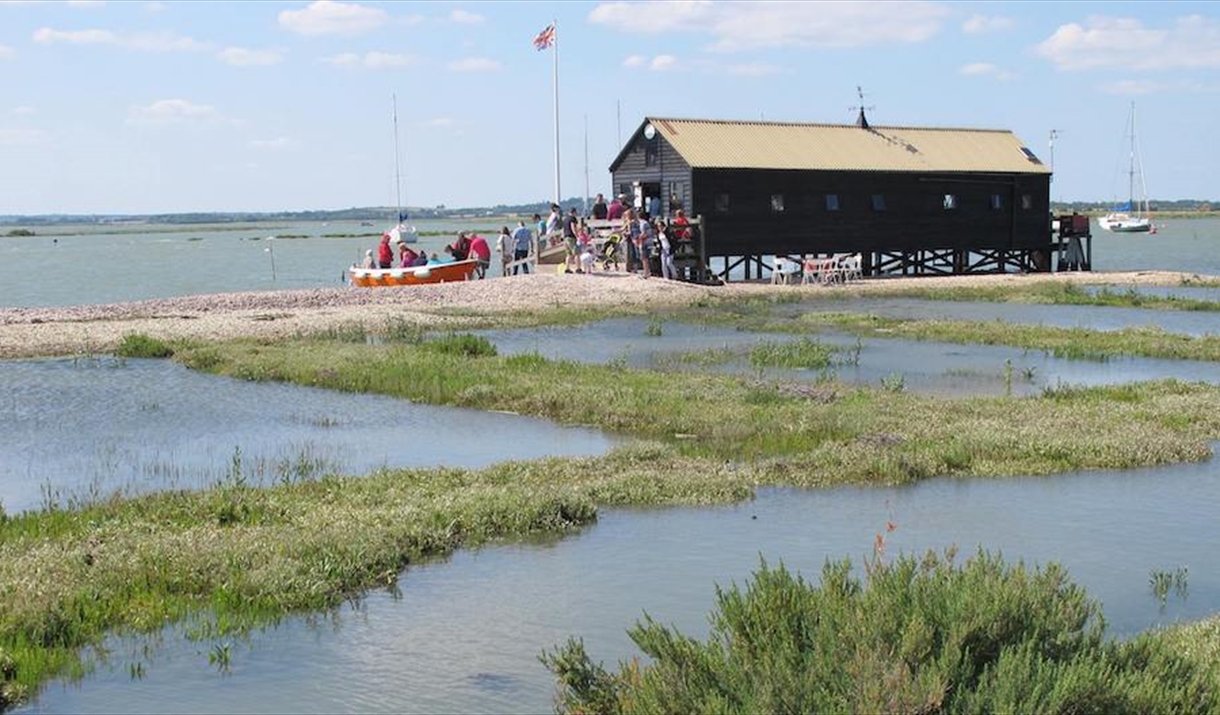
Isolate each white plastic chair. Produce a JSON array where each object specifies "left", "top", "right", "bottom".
[{"left": 841, "top": 254, "right": 862, "bottom": 282}]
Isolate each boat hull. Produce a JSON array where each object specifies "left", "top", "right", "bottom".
[
  {"left": 349, "top": 259, "right": 478, "bottom": 287},
  {"left": 1098, "top": 214, "right": 1152, "bottom": 233}
]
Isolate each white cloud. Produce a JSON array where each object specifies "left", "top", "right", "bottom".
[
  {"left": 590, "top": 0, "right": 949, "bottom": 51},
  {"left": 622, "top": 54, "right": 645, "bottom": 68},
  {"left": 66, "top": 0, "right": 105, "bottom": 7},
  {"left": 144, "top": 2, "right": 166, "bottom": 12},
  {"left": 33, "top": 27, "right": 211, "bottom": 52},
  {"left": 650, "top": 54, "right": 677, "bottom": 71},
  {"left": 249, "top": 136, "right": 293, "bottom": 150},
  {"left": 218, "top": 46, "right": 284, "bottom": 66},
  {"left": 127, "top": 98, "right": 224, "bottom": 125},
  {"left": 727, "top": 62, "right": 782, "bottom": 76},
  {"left": 449, "top": 9, "right": 483, "bottom": 24},
  {"left": 959, "top": 62, "right": 994, "bottom": 75},
  {"left": 447, "top": 56, "right": 500, "bottom": 72},
  {"left": 0, "top": 44, "right": 14, "bottom": 59},
  {"left": 1036, "top": 15, "right": 1220, "bottom": 71},
  {"left": 962, "top": 14, "right": 1014, "bottom": 34},
  {"left": 322, "top": 51, "right": 416, "bottom": 69},
  {"left": 279, "top": 1, "right": 387, "bottom": 37},
  {"left": 1101, "top": 78, "right": 1210, "bottom": 95},
  {"left": 12, "top": 105, "right": 35, "bottom": 115},
  {"left": 0, "top": 128, "right": 49, "bottom": 146},
  {"left": 958, "top": 62, "right": 1015, "bottom": 81},
  {"left": 421, "top": 117, "right": 454, "bottom": 128}
]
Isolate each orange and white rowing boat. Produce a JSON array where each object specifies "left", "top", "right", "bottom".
[{"left": 349, "top": 259, "right": 478, "bottom": 287}]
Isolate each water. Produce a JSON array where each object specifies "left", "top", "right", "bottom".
[
  {"left": 477, "top": 317, "right": 1220, "bottom": 397},
  {"left": 0, "top": 357, "right": 619, "bottom": 514},
  {"left": 0, "top": 219, "right": 505, "bottom": 309},
  {"left": 19, "top": 458, "right": 1220, "bottom": 714},
  {"left": 2, "top": 218, "right": 1219, "bottom": 309},
  {"left": 784, "top": 296, "right": 1220, "bottom": 337}
]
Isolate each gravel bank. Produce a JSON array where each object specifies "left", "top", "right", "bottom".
[{"left": 0, "top": 270, "right": 1209, "bottom": 359}]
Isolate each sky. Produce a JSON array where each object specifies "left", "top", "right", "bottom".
[{"left": 1, "top": 0, "right": 1218, "bottom": 215}]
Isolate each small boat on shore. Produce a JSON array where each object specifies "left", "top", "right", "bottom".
[{"left": 349, "top": 259, "right": 479, "bottom": 287}]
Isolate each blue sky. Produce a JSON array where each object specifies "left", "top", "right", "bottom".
[{"left": 1, "top": 0, "right": 1217, "bottom": 214}]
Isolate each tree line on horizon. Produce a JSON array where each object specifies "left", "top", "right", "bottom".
[{"left": 2, "top": 198, "right": 1217, "bottom": 226}]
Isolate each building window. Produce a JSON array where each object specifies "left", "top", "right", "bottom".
[
  {"left": 771, "top": 194, "right": 785, "bottom": 213},
  {"left": 990, "top": 194, "right": 1004, "bottom": 210},
  {"left": 871, "top": 194, "right": 887, "bottom": 211},
  {"left": 825, "top": 194, "right": 840, "bottom": 211},
  {"left": 1020, "top": 194, "right": 1033, "bottom": 210},
  {"left": 943, "top": 194, "right": 957, "bottom": 210},
  {"left": 644, "top": 144, "right": 658, "bottom": 167},
  {"left": 715, "top": 193, "right": 730, "bottom": 213}
]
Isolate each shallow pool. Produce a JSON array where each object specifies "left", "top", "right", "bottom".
[
  {"left": 0, "top": 357, "right": 619, "bottom": 513},
  {"left": 19, "top": 457, "right": 1220, "bottom": 713}
]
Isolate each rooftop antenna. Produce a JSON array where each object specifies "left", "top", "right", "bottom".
[{"left": 849, "top": 85, "right": 874, "bottom": 129}]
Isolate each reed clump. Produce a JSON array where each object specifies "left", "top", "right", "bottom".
[{"left": 543, "top": 552, "right": 1218, "bottom": 714}]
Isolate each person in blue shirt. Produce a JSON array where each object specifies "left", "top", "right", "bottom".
[{"left": 511, "top": 221, "right": 534, "bottom": 275}]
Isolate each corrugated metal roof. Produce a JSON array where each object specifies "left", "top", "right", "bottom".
[{"left": 647, "top": 117, "right": 1050, "bottom": 175}]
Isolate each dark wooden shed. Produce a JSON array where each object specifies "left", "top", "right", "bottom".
[{"left": 608, "top": 116, "right": 1054, "bottom": 278}]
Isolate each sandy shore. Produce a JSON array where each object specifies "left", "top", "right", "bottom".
[{"left": 0, "top": 269, "right": 1210, "bottom": 359}]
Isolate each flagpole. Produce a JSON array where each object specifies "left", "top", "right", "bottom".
[
  {"left": 551, "top": 19, "right": 561, "bottom": 207},
  {"left": 583, "top": 113, "right": 589, "bottom": 217}
]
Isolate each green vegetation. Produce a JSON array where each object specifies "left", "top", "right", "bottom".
[
  {"left": 748, "top": 337, "right": 835, "bottom": 370},
  {"left": 114, "top": 333, "right": 175, "bottom": 359},
  {"left": 861, "top": 280, "right": 1220, "bottom": 312},
  {"left": 543, "top": 552, "right": 1218, "bottom": 714},
  {"left": 787, "top": 312, "right": 1220, "bottom": 363},
  {"left": 6, "top": 310, "right": 1220, "bottom": 708},
  {"left": 4, "top": 229, "right": 34, "bottom": 237}
]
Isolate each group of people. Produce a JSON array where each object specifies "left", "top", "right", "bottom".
[
  {"left": 360, "top": 229, "right": 493, "bottom": 279},
  {"left": 358, "top": 194, "right": 695, "bottom": 282}
]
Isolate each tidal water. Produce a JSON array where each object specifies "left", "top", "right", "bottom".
[
  {"left": 0, "top": 357, "right": 618, "bottom": 514},
  {"left": 477, "top": 317, "right": 1220, "bottom": 397},
  {"left": 1, "top": 217, "right": 1218, "bottom": 308},
  {"left": 19, "top": 458, "right": 1220, "bottom": 714}
]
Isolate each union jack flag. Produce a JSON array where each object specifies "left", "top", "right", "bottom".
[{"left": 533, "top": 23, "right": 555, "bottom": 50}]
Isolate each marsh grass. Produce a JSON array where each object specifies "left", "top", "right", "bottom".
[
  {"left": 788, "top": 312, "right": 1220, "bottom": 363},
  {"left": 115, "top": 334, "right": 174, "bottom": 359},
  {"left": 862, "top": 280, "right": 1220, "bottom": 312},
  {"left": 543, "top": 552, "right": 1219, "bottom": 714}
]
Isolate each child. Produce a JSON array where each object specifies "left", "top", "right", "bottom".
[
  {"left": 579, "top": 247, "right": 596, "bottom": 275},
  {"left": 575, "top": 221, "right": 592, "bottom": 273}
]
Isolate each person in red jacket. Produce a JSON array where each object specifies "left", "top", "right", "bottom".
[
  {"left": 377, "top": 233, "right": 394, "bottom": 269},
  {"left": 467, "top": 232, "right": 491, "bottom": 279}
]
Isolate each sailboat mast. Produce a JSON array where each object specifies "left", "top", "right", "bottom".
[
  {"left": 392, "top": 94, "right": 403, "bottom": 224},
  {"left": 1127, "top": 101, "right": 1136, "bottom": 212}
]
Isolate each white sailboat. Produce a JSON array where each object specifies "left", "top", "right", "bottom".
[
  {"left": 387, "top": 93, "right": 418, "bottom": 244},
  {"left": 1098, "top": 102, "right": 1153, "bottom": 234}
]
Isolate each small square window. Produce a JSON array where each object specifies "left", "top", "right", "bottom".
[
  {"left": 825, "top": 194, "right": 840, "bottom": 211},
  {"left": 715, "top": 193, "right": 730, "bottom": 213},
  {"left": 871, "top": 194, "right": 887, "bottom": 211},
  {"left": 943, "top": 194, "right": 957, "bottom": 210},
  {"left": 990, "top": 194, "right": 1003, "bottom": 210},
  {"left": 770, "top": 194, "right": 785, "bottom": 212},
  {"left": 1020, "top": 194, "right": 1033, "bottom": 210}
]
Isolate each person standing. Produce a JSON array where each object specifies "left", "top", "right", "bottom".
[
  {"left": 622, "top": 207, "right": 640, "bottom": 274},
  {"left": 546, "top": 204, "right": 562, "bottom": 248},
  {"left": 511, "top": 221, "right": 533, "bottom": 275},
  {"left": 607, "top": 194, "right": 625, "bottom": 221},
  {"left": 495, "top": 226, "right": 513, "bottom": 276},
  {"left": 377, "top": 232, "right": 394, "bottom": 269},
  {"left": 562, "top": 207, "right": 580, "bottom": 273},
  {"left": 656, "top": 219, "right": 677, "bottom": 281},
  {"left": 636, "top": 213, "right": 654, "bottom": 279},
  {"left": 591, "top": 193, "right": 608, "bottom": 220},
  {"left": 467, "top": 232, "right": 491, "bottom": 279}
]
